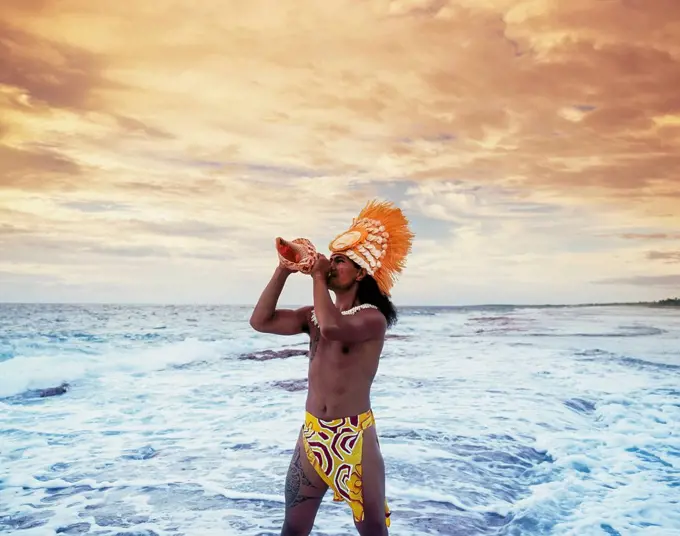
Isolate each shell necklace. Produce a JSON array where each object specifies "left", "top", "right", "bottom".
[{"left": 310, "top": 303, "right": 378, "bottom": 327}]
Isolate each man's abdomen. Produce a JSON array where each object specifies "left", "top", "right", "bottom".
[{"left": 305, "top": 361, "right": 374, "bottom": 420}]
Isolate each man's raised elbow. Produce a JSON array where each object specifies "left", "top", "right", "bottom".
[{"left": 249, "top": 316, "right": 265, "bottom": 332}]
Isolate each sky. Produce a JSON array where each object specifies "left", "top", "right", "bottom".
[{"left": 1, "top": 0, "right": 679, "bottom": 306}]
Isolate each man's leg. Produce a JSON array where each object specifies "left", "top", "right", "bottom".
[
  {"left": 354, "top": 426, "right": 389, "bottom": 536},
  {"left": 280, "top": 430, "right": 328, "bottom": 536}
]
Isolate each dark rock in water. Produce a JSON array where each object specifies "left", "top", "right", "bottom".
[
  {"left": 57, "top": 522, "right": 91, "bottom": 534},
  {"left": 0, "top": 513, "right": 51, "bottom": 531},
  {"left": 239, "top": 348, "right": 307, "bottom": 361},
  {"left": 401, "top": 510, "right": 512, "bottom": 535},
  {"left": 600, "top": 523, "right": 623, "bottom": 536},
  {"left": 386, "top": 333, "right": 410, "bottom": 340},
  {"left": 112, "top": 531, "right": 158, "bottom": 536},
  {"left": 39, "top": 383, "right": 70, "bottom": 397},
  {"left": 272, "top": 379, "right": 308, "bottom": 392},
  {"left": 42, "top": 485, "right": 94, "bottom": 503},
  {"left": 50, "top": 462, "right": 71, "bottom": 472},
  {"left": 95, "top": 513, "right": 150, "bottom": 528},
  {"left": 120, "top": 445, "right": 158, "bottom": 460},
  {"left": 564, "top": 397, "right": 596, "bottom": 414},
  {"left": 472, "top": 315, "right": 514, "bottom": 323}
]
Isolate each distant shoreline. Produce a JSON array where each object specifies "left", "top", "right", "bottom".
[
  {"left": 418, "top": 298, "right": 680, "bottom": 309},
  {"left": 398, "top": 300, "right": 680, "bottom": 310}
]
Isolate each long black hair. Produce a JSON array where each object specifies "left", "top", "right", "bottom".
[{"left": 356, "top": 274, "right": 398, "bottom": 329}]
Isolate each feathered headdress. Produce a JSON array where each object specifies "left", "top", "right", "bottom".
[{"left": 328, "top": 199, "right": 414, "bottom": 296}]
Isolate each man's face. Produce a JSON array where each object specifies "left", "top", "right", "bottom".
[{"left": 327, "top": 253, "right": 364, "bottom": 291}]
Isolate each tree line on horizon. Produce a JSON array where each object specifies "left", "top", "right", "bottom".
[{"left": 655, "top": 297, "right": 680, "bottom": 306}]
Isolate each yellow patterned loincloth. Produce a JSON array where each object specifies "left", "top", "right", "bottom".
[{"left": 302, "top": 409, "right": 391, "bottom": 527}]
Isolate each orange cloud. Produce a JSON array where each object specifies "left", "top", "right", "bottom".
[
  {"left": 622, "top": 233, "right": 680, "bottom": 240},
  {"left": 647, "top": 251, "right": 680, "bottom": 263},
  {"left": 1, "top": 0, "right": 678, "bottom": 303}
]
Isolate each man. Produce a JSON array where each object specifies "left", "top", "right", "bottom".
[{"left": 249, "top": 200, "right": 414, "bottom": 536}]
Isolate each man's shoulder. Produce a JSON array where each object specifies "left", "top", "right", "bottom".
[
  {"left": 294, "top": 305, "right": 314, "bottom": 332},
  {"left": 293, "top": 305, "right": 314, "bottom": 317},
  {"left": 356, "top": 306, "right": 387, "bottom": 331}
]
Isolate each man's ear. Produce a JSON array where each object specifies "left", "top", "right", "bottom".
[{"left": 355, "top": 268, "right": 367, "bottom": 282}]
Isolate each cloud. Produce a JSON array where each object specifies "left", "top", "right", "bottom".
[
  {"left": 385, "top": 179, "right": 680, "bottom": 304},
  {"left": 128, "top": 219, "right": 234, "bottom": 240},
  {"left": 401, "top": 181, "right": 565, "bottom": 225},
  {"left": 0, "top": 21, "right": 110, "bottom": 111},
  {"left": 0, "top": 145, "right": 82, "bottom": 189},
  {"left": 113, "top": 115, "right": 174, "bottom": 140},
  {"left": 621, "top": 233, "right": 680, "bottom": 241},
  {"left": 58, "top": 201, "right": 133, "bottom": 213},
  {"left": 0, "top": 223, "right": 31, "bottom": 236},
  {"left": 647, "top": 251, "right": 680, "bottom": 263},
  {"left": 3, "top": 0, "right": 679, "bottom": 205},
  {"left": 596, "top": 275, "right": 680, "bottom": 288},
  {"left": 1, "top": 0, "right": 679, "bottom": 304}
]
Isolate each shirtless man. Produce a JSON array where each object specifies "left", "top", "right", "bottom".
[{"left": 249, "top": 200, "right": 413, "bottom": 536}]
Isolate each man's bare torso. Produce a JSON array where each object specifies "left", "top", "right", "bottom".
[{"left": 304, "top": 309, "right": 385, "bottom": 420}]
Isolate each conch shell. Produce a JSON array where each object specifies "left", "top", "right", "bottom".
[{"left": 275, "top": 237, "right": 318, "bottom": 274}]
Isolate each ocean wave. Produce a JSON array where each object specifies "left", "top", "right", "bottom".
[
  {"left": 615, "top": 356, "right": 680, "bottom": 372},
  {"left": 1, "top": 304, "right": 679, "bottom": 535},
  {"left": 527, "top": 326, "right": 667, "bottom": 337},
  {"left": 0, "top": 338, "right": 231, "bottom": 399}
]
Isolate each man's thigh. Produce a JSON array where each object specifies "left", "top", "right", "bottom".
[
  {"left": 355, "top": 426, "right": 389, "bottom": 532},
  {"left": 281, "top": 430, "right": 329, "bottom": 534}
]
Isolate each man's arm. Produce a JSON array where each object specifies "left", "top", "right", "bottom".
[
  {"left": 249, "top": 266, "right": 311, "bottom": 335},
  {"left": 312, "top": 273, "right": 386, "bottom": 342}
]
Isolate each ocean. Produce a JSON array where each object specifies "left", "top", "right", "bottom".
[{"left": 0, "top": 303, "right": 678, "bottom": 535}]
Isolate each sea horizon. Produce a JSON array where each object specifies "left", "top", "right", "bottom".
[{"left": 1, "top": 300, "right": 676, "bottom": 308}]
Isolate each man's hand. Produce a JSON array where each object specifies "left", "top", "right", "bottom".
[
  {"left": 311, "top": 254, "right": 330, "bottom": 281},
  {"left": 276, "top": 260, "right": 296, "bottom": 275}
]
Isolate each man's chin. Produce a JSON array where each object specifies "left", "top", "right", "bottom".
[{"left": 326, "top": 277, "right": 340, "bottom": 290}]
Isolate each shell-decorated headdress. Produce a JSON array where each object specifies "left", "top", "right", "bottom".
[{"left": 329, "top": 199, "right": 414, "bottom": 296}]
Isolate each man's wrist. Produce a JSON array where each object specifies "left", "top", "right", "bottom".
[
  {"left": 275, "top": 265, "right": 292, "bottom": 277},
  {"left": 312, "top": 272, "right": 327, "bottom": 283}
]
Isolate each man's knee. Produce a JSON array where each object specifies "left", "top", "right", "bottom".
[
  {"left": 355, "top": 518, "right": 388, "bottom": 536},
  {"left": 280, "top": 519, "right": 312, "bottom": 536}
]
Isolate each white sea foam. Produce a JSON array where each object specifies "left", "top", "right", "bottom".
[
  {"left": 1, "top": 304, "right": 678, "bottom": 535},
  {"left": 0, "top": 332, "right": 289, "bottom": 399}
]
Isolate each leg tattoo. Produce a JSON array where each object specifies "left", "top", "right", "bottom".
[{"left": 285, "top": 444, "right": 319, "bottom": 508}]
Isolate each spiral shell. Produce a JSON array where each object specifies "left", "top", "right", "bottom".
[{"left": 275, "top": 237, "right": 318, "bottom": 274}]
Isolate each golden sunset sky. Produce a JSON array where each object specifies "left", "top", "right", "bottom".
[{"left": 1, "top": 0, "right": 679, "bottom": 305}]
